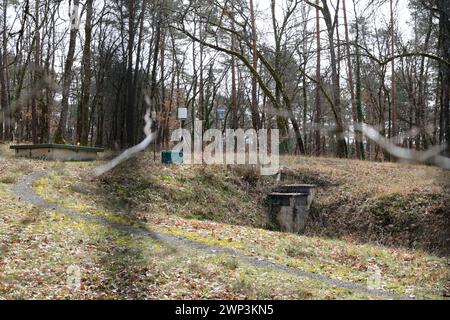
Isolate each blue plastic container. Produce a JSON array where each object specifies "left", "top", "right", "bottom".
[{"left": 161, "top": 150, "right": 184, "bottom": 164}]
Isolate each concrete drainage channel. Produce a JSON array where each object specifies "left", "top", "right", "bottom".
[
  {"left": 265, "top": 184, "right": 316, "bottom": 234},
  {"left": 10, "top": 169, "right": 407, "bottom": 300}
]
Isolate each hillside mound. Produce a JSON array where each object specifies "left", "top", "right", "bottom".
[{"left": 95, "top": 153, "right": 449, "bottom": 255}]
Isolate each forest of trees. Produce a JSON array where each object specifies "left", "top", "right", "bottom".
[{"left": 0, "top": 0, "right": 448, "bottom": 161}]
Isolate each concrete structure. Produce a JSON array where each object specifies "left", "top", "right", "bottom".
[
  {"left": 10, "top": 144, "right": 104, "bottom": 161},
  {"left": 265, "top": 184, "right": 316, "bottom": 233}
]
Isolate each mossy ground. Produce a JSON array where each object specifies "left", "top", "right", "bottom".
[
  {"left": 0, "top": 146, "right": 448, "bottom": 299},
  {"left": 0, "top": 177, "right": 375, "bottom": 300},
  {"left": 89, "top": 153, "right": 450, "bottom": 254}
]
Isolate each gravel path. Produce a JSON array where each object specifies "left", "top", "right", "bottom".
[{"left": 10, "top": 169, "right": 406, "bottom": 300}]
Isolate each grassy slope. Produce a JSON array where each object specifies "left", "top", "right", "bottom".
[
  {"left": 92, "top": 153, "right": 450, "bottom": 254},
  {"left": 281, "top": 156, "right": 450, "bottom": 255},
  {"left": 0, "top": 149, "right": 376, "bottom": 300},
  {"left": 25, "top": 151, "right": 449, "bottom": 299}
]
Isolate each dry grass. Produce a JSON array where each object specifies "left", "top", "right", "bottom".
[
  {"left": 94, "top": 152, "right": 450, "bottom": 255},
  {"left": 27, "top": 152, "right": 449, "bottom": 299},
  {"left": 279, "top": 156, "right": 450, "bottom": 255},
  {"left": 1, "top": 147, "right": 448, "bottom": 299},
  {"left": 0, "top": 152, "right": 385, "bottom": 300}
]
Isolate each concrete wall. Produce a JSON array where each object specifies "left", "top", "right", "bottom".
[
  {"left": 265, "top": 186, "right": 316, "bottom": 234},
  {"left": 15, "top": 148, "right": 98, "bottom": 161}
]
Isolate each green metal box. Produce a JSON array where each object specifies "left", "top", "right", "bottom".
[{"left": 161, "top": 150, "right": 184, "bottom": 164}]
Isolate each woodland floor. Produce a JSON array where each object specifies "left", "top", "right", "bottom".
[{"left": 0, "top": 145, "right": 449, "bottom": 300}]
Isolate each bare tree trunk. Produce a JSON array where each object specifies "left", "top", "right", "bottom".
[
  {"left": 315, "top": 0, "right": 321, "bottom": 156},
  {"left": 38, "top": 0, "right": 52, "bottom": 143},
  {"left": 321, "top": 0, "right": 347, "bottom": 158},
  {"left": 125, "top": 0, "right": 136, "bottom": 147},
  {"left": 31, "top": 0, "right": 40, "bottom": 144},
  {"left": 249, "top": 0, "right": 261, "bottom": 131},
  {"left": 437, "top": 0, "right": 450, "bottom": 156},
  {"left": 0, "top": 0, "right": 10, "bottom": 142},
  {"left": 159, "top": 28, "right": 167, "bottom": 144},
  {"left": 133, "top": 0, "right": 146, "bottom": 142},
  {"left": 438, "top": 0, "right": 450, "bottom": 155},
  {"left": 390, "top": 0, "right": 397, "bottom": 141},
  {"left": 417, "top": 15, "right": 432, "bottom": 150},
  {"left": 342, "top": 0, "right": 363, "bottom": 159},
  {"left": 231, "top": 18, "right": 238, "bottom": 130},
  {"left": 150, "top": 3, "right": 162, "bottom": 144},
  {"left": 302, "top": 62, "right": 308, "bottom": 154},
  {"left": 78, "top": 0, "right": 93, "bottom": 146},
  {"left": 270, "top": 0, "right": 292, "bottom": 143},
  {"left": 353, "top": 0, "right": 365, "bottom": 160},
  {"left": 54, "top": 0, "right": 80, "bottom": 144},
  {"left": 197, "top": 18, "right": 205, "bottom": 125}
]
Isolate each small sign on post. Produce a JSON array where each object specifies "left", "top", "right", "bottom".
[
  {"left": 151, "top": 111, "right": 158, "bottom": 162},
  {"left": 177, "top": 107, "right": 188, "bottom": 145},
  {"left": 217, "top": 106, "right": 226, "bottom": 121},
  {"left": 178, "top": 107, "right": 188, "bottom": 120}
]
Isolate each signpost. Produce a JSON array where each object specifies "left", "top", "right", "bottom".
[
  {"left": 178, "top": 107, "right": 188, "bottom": 121},
  {"left": 217, "top": 105, "right": 226, "bottom": 132},
  {"left": 178, "top": 107, "right": 188, "bottom": 134},
  {"left": 178, "top": 107, "right": 188, "bottom": 146},
  {"left": 152, "top": 111, "right": 157, "bottom": 162}
]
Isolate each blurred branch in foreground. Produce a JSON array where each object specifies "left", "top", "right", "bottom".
[
  {"left": 95, "top": 97, "right": 155, "bottom": 176},
  {"left": 359, "top": 124, "right": 450, "bottom": 170}
]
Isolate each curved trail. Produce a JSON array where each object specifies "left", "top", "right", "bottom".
[{"left": 10, "top": 169, "right": 405, "bottom": 300}]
